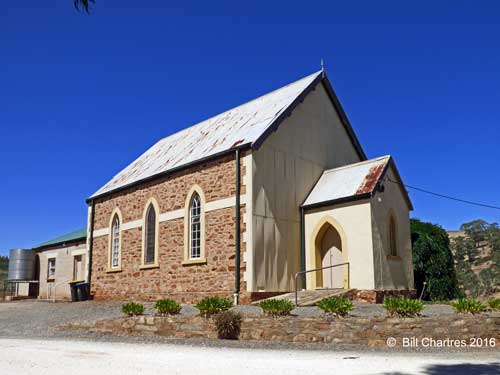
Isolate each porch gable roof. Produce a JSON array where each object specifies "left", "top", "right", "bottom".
[{"left": 303, "top": 156, "right": 411, "bottom": 209}]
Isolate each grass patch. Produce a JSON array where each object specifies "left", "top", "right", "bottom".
[
  {"left": 383, "top": 297, "right": 424, "bottom": 318},
  {"left": 214, "top": 311, "right": 242, "bottom": 340},
  {"left": 317, "top": 296, "right": 354, "bottom": 317},
  {"left": 259, "top": 299, "right": 295, "bottom": 318},
  {"left": 195, "top": 297, "right": 233, "bottom": 317},
  {"left": 121, "top": 302, "right": 145, "bottom": 316},
  {"left": 487, "top": 298, "right": 500, "bottom": 310},
  {"left": 154, "top": 299, "right": 182, "bottom": 316},
  {"left": 452, "top": 298, "right": 487, "bottom": 314}
]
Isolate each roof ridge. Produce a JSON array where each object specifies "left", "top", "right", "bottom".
[
  {"left": 89, "top": 70, "right": 325, "bottom": 199},
  {"left": 155, "top": 70, "right": 323, "bottom": 144}
]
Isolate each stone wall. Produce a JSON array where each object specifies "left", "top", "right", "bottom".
[
  {"left": 90, "top": 153, "right": 248, "bottom": 303},
  {"left": 69, "top": 314, "right": 500, "bottom": 347}
]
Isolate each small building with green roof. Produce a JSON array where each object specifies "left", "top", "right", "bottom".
[{"left": 33, "top": 228, "right": 87, "bottom": 301}]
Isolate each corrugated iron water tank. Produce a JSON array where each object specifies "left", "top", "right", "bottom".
[{"left": 8, "top": 249, "right": 36, "bottom": 281}]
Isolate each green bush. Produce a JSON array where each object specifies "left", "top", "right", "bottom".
[
  {"left": 121, "top": 302, "right": 145, "bottom": 316},
  {"left": 195, "top": 296, "right": 233, "bottom": 317},
  {"left": 383, "top": 297, "right": 424, "bottom": 317},
  {"left": 410, "top": 219, "right": 460, "bottom": 301},
  {"left": 487, "top": 298, "right": 500, "bottom": 310},
  {"left": 259, "top": 299, "right": 295, "bottom": 318},
  {"left": 154, "top": 299, "right": 182, "bottom": 316},
  {"left": 214, "top": 311, "right": 242, "bottom": 340},
  {"left": 452, "top": 298, "right": 487, "bottom": 314},
  {"left": 317, "top": 296, "right": 354, "bottom": 317}
]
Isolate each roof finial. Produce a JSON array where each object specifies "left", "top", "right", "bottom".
[{"left": 320, "top": 58, "right": 325, "bottom": 77}]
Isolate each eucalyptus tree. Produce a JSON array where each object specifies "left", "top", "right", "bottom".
[{"left": 74, "top": 0, "right": 95, "bottom": 13}]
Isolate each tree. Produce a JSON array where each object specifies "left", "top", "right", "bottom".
[
  {"left": 74, "top": 0, "right": 95, "bottom": 13},
  {"left": 453, "top": 219, "right": 500, "bottom": 297},
  {"left": 0, "top": 256, "right": 8, "bottom": 292},
  {"left": 460, "top": 219, "right": 489, "bottom": 261},
  {"left": 410, "top": 219, "right": 460, "bottom": 301}
]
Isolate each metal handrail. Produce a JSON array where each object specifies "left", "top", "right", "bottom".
[{"left": 293, "top": 262, "right": 350, "bottom": 306}]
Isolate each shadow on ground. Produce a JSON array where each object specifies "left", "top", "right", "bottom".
[{"left": 377, "top": 362, "right": 500, "bottom": 375}]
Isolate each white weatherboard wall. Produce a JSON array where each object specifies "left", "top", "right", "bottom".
[
  {"left": 370, "top": 167, "right": 414, "bottom": 290},
  {"left": 304, "top": 201, "right": 375, "bottom": 290},
  {"left": 251, "top": 84, "right": 362, "bottom": 292}
]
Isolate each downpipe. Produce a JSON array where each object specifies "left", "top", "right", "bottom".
[
  {"left": 87, "top": 199, "right": 95, "bottom": 292},
  {"left": 234, "top": 148, "right": 241, "bottom": 305}
]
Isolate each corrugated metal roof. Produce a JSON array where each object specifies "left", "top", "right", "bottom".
[
  {"left": 91, "top": 71, "right": 323, "bottom": 198},
  {"left": 303, "top": 156, "right": 391, "bottom": 207},
  {"left": 33, "top": 228, "right": 87, "bottom": 249}
]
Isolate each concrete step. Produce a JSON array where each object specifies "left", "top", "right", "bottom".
[{"left": 255, "top": 289, "right": 353, "bottom": 307}]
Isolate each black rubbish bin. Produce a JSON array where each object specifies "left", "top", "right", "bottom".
[
  {"left": 76, "top": 282, "right": 90, "bottom": 302},
  {"left": 68, "top": 281, "right": 80, "bottom": 302}
]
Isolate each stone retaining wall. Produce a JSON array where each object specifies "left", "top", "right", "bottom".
[{"left": 66, "top": 314, "right": 500, "bottom": 347}]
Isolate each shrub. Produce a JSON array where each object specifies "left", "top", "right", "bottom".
[
  {"left": 214, "top": 311, "right": 242, "bottom": 340},
  {"left": 410, "top": 219, "right": 460, "bottom": 301},
  {"left": 317, "top": 296, "right": 354, "bottom": 317},
  {"left": 487, "top": 298, "right": 500, "bottom": 310},
  {"left": 121, "top": 302, "right": 145, "bottom": 316},
  {"left": 259, "top": 299, "right": 295, "bottom": 318},
  {"left": 383, "top": 297, "right": 424, "bottom": 318},
  {"left": 154, "top": 299, "right": 182, "bottom": 316},
  {"left": 195, "top": 296, "right": 233, "bottom": 317},
  {"left": 452, "top": 298, "right": 487, "bottom": 314}
]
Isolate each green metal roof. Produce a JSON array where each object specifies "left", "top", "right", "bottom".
[{"left": 34, "top": 228, "right": 87, "bottom": 249}]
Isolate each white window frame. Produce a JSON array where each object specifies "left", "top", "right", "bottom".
[
  {"left": 140, "top": 198, "right": 160, "bottom": 269},
  {"left": 189, "top": 194, "right": 202, "bottom": 259},
  {"left": 183, "top": 185, "right": 206, "bottom": 265},
  {"left": 47, "top": 257, "right": 56, "bottom": 279},
  {"left": 73, "top": 255, "right": 83, "bottom": 281},
  {"left": 108, "top": 208, "right": 123, "bottom": 271}
]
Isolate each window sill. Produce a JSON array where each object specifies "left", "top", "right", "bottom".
[
  {"left": 386, "top": 255, "right": 402, "bottom": 261},
  {"left": 182, "top": 258, "right": 207, "bottom": 266},
  {"left": 139, "top": 263, "right": 160, "bottom": 270},
  {"left": 106, "top": 267, "right": 123, "bottom": 273}
]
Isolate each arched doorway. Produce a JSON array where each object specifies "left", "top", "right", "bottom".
[{"left": 314, "top": 222, "right": 345, "bottom": 289}]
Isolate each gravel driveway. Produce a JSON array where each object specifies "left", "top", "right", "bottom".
[{"left": 0, "top": 300, "right": 124, "bottom": 337}]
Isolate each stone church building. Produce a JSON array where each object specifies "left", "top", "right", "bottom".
[{"left": 86, "top": 70, "right": 414, "bottom": 304}]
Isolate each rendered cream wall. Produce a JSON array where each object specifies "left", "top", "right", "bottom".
[
  {"left": 304, "top": 201, "right": 375, "bottom": 290},
  {"left": 251, "top": 84, "right": 362, "bottom": 291},
  {"left": 370, "top": 167, "right": 414, "bottom": 290},
  {"left": 38, "top": 243, "right": 87, "bottom": 300}
]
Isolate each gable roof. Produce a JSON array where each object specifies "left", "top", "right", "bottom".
[
  {"left": 302, "top": 156, "right": 413, "bottom": 210},
  {"left": 89, "top": 70, "right": 366, "bottom": 200},
  {"left": 33, "top": 228, "right": 87, "bottom": 250}
]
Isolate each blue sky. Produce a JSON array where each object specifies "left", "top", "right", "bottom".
[{"left": 1, "top": 1, "right": 499, "bottom": 254}]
